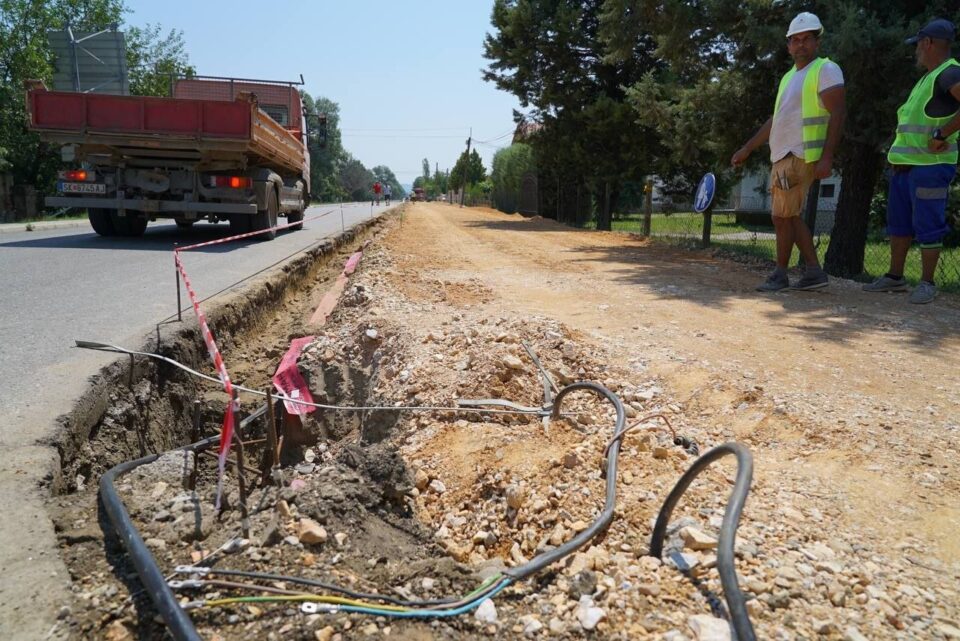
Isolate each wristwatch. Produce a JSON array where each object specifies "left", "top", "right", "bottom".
[{"left": 933, "top": 128, "right": 947, "bottom": 141}]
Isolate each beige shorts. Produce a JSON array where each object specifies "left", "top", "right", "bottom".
[{"left": 770, "top": 153, "right": 816, "bottom": 218}]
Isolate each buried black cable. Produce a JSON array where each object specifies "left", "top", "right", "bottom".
[
  {"left": 100, "top": 405, "right": 268, "bottom": 641},
  {"left": 504, "top": 381, "right": 626, "bottom": 579},
  {"left": 100, "top": 435, "right": 219, "bottom": 641},
  {"left": 648, "top": 443, "right": 755, "bottom": 641}
]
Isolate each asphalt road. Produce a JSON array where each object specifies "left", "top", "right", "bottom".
[{"left": 0, "top": 200, "right": 393, "bottom": 640}]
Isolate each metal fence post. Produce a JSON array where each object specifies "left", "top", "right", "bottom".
[
  {"left": 642, "top": 178, "right": 653, "bottom": 237},
  {"left": 174, "top": 244, "right": 182, "bottom": 322},
  {"left": 702, "top": 202, "right": 714, "bottom": 248}
]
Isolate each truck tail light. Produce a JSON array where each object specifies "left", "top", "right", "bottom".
[
  {"left": 209, "top": 176, "right": 252, "bottom": 189},
  {"left": 59, "top": 169, "right": 94, "bottom": 182}
]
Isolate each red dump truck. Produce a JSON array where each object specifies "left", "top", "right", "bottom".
[{"left": 25, "top": 76, "right": 311, "bottom": 239}]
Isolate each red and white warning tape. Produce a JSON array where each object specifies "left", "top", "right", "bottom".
[
  {"left": 173, "top": 250, "right": 238, "bottom": 508},
  {"left": 172, "top": 209, "right": 337, "bottom": 506}
]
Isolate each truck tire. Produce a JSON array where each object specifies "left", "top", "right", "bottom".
[
  {"left": 110, "top": 212, "right": 148, "bottom": 237},
  {"left": 229, "top": 214, "right": 251, "bottom": 235},
  {"left": 287, "top": 208, "right": 303, "bottom": 230},
  {"left": 87, "top": 208, "right": 115, "bottom": 236},
  {"left": 252, "top": 188, "right": 278, "bottom": 240},
  {"left": 286, "top": 182, "right": 305, "bottom": 230}
]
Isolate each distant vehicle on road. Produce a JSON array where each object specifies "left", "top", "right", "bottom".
[
  {"left": 411, "top": 187, "right": 426, "bottom": 202},
  {"left": 26, "top": 75, "right": 315, "bottom": 239}
]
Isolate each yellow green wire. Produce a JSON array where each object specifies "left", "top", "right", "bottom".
[
  {"left": 200, "top": 573, "right": 504, "bottom": 612},
  {"left": 203, "top": 594, "right": 411, "bottom": 611}
]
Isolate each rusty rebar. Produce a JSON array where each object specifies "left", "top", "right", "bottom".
[
  {"left": 262, "top": 388, "right": 279, "bottom": 485},
  {"left": 233, "top": 429, "right": 251, "bottom": 538},
  {"left": 189, "top": 400, "right": 201, "bottom": 491}
]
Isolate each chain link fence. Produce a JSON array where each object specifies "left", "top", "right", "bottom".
[
  {"left": 487, "top": 176, "right": 960, "bottom": 292},
  {"left": 603, "top": 195, "right": 960, "bottom": 292}
]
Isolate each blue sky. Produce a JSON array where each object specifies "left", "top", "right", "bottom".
[{"left": 125, "top": 0, "right": 522, "bottom": 187}]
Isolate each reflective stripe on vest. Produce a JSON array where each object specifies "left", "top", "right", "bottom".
[
  {"left": 887, "top": 58, "right": 960, "bottom": 166},
  {"left": 774, "top": 57, "right": 832, "bottom": 163}
]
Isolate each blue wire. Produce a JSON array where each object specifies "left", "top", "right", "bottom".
[{"left": 330, "top": 579, "right": 512, "bottom": 619}]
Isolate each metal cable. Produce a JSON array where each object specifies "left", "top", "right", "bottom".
[{"left": 75, "top": 340, "right": 547, "bottom": 416}]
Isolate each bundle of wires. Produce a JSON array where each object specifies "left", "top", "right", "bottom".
[
  {"left": 152, "top": 381, "right": 754, "bottom": 639},
  {"left": 172, "top": 382, "right": 625, "bottom": 618},
  {"left": 174, "top": 568, "right": 511, "bottom": 617}
]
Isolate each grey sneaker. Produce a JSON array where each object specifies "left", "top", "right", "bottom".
[
  {"left": 756, "top": 271, "right": 789, "bottom": 292},
  {"left": 909, "top": 281, "right": 937, "bottom": 304},
  {"left": 863, "top": 275, "right": 908, "bottom": 292},
  {"left": 792, "top": 270, "right": 829, "bottom": 290}
]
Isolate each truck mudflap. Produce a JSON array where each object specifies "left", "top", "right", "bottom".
[{"left": 44, "top": 196, "right": 258, "bottom": 215}]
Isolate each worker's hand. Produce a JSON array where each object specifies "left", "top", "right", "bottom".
[
  {"left": 731, "top": 146, "right": 751, "bottom": 167},
  {"left": 814, "top": 154, "right": 833, "bottom": 180},
  {"left": 929, "top": 138, "right": 950, "bottom": 153}
]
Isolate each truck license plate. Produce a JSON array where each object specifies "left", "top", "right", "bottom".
[{"left": 60, "top": 181, "right": 106, "bottom": 194}]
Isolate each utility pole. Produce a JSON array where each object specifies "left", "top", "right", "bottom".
[{"left": 460, "top": 128, "right": 471, "bottom": 208}]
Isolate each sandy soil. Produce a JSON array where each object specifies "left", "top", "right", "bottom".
[
  {"left": 54, "top": 203, "right": 960, "bottom": 640},
  {"left": 391, "top": 203, "right": 960, "bottom": 568}
]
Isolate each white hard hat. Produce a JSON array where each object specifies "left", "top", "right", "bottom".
[{"left": 786, "top": 12, "right": 824, "bottom": 38}]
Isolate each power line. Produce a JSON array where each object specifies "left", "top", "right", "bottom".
[
  {"left": 474, "top": 128, "right": 515, "bottom": 144},
  {"left": 341, "top": 134, "right": 467, "bottom": 139},
  {"left": 340, "top": 127, "right": 468, "bottom": 132}
]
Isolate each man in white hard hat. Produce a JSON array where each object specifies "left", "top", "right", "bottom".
[
  {"left": 732, "top": 12, "right": 846, "bottom": 292},
  {"left": 863, "top": 18, "right": 960, "bottom": 304}
]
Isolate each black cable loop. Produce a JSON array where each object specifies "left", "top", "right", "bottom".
[{"left": 647, "top": 442, "right": 755, "bottom": 641}]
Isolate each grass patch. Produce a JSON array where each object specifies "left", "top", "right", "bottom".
[{"left": 590, "top": 211, "right": 960, "bottom": 293}]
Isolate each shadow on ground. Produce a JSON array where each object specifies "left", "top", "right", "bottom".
[{"left": 462, "top": 216, "right": 960, "bottom": 349}]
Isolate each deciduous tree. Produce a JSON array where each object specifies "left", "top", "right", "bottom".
[{"left": 125, "top": 23, "right": 194, "bottom": 96}]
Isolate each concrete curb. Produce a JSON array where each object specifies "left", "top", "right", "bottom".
[
  {"left": 0, "top": 219, "right": 89, "bottom": 235},
  {"left": 1, "top": 213, "right": 389, "bottom": 640}
]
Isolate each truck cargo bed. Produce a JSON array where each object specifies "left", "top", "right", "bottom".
[{"left": 26, "top": 83, "right": 305, "bottom": 174}]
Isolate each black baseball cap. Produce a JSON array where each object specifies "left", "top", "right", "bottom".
[{"left": 905, "top": 18, "right": 956, "bottom": 44}]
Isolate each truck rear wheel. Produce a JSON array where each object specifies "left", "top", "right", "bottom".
[
  {"left": 252, "top": 188, "right": 278, "bottom": 240},
  {"left": 286, "top": 182, "right": 305, "bottom": 230},
  {"left": 287, "top": 208, "right": 303, "bottom": 230},
  {"left": 110, "top": 212, "right": 148, "bottom": 237},
  {"left": 229, "top": 214, "right": 251, "bottom": 235},
  {"left": 87, "top": 208, "right": 115, "bottom": 236}
]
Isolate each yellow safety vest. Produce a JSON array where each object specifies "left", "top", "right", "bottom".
[
  {"left": 774, "top": 57, "right": 832, "bottom": 162},
  {"left": 887, "top": 58, "right": 960, "bottom": 166}
]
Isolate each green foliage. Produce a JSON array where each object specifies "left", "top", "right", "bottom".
[
  {"left": 0, "top": 0, "right": 127, "bottom": 188},
  {"left": 465, "top": 178, "right": 492, "bottom": 206},
  {"left": 490, "top": 143, "right": 535, "bottom": 213},
  {"left": 614, "top": 0, "right": 960, "bottom": 274},
  {"left": 449, "top": 149, "right": 486, "bottom": 191},
  {"left": 338, "top": 155, "right": 375, "bottom": 201},
  {"left": 483, "top": 0, "right": 661, "bottom": 229},
  {"left": 413, "top": 158, "right": 450, "bottom": 199},
  {"left": 371, "top": 165, "right": 405, "bottom": 199},
  {"left": 302, "top": 92, "right": 348, "bottom": 202},
  {"left": 126, "top": 23, "right": 194, "bottom": 96}
]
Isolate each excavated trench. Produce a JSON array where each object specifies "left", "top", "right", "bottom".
[
  {"left": 50, "top": 218, "right": 378, "bottom": 491},
  {"left": 42, "top": 213, "right": 479, "bottom": 640}
]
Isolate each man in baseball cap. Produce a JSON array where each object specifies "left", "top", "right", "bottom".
[
  {"left": 904, "top": 18, "right": 955, "bottom": 45},
  {"left": 864, "top": 18, "right": 960, "bottom": 304}
]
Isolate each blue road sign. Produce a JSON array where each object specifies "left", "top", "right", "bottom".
[{"left": 694, "top": 172, "right": 716, "bottom": 213}]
